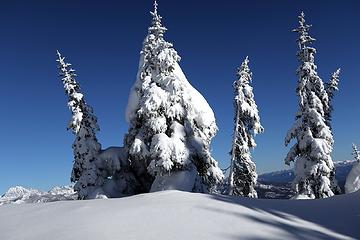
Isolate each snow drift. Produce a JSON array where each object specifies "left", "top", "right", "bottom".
[
  {"left": 0, "top": 190, "right": 358, "bottom": 240},
  {"left": 345, "top": 161, "right": 360, "bottom": 194}
]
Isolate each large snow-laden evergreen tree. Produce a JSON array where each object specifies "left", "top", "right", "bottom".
[
  {"left": 345, "top": 144, "right": 360, "bottom": 194},
  {"left": 57, "top": 52, "right": 140, "bottom": 199},
  {"left": 57, "top": 51, "right": 103, "bottom": 199},
  {"left": 284, "top": 12, "right": 339, "bottom": 199},
  {"left": 124, "top": 1, "right": 224, "bottom": 193},
  {"left": 228, "top": 57, "right": 264, "bottom": 197}
]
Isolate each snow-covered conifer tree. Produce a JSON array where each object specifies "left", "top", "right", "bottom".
[
  {"left": 228, "top": 57, "right": 264, "bottom": 198},
  {"left": 284, "top": 12, "right": 338, "bottom": 199},
  {"left": 351, "top": 144, "right": 360, "bottom": 162},
  {"left": 57, "top": 51, "right": 103, "bottom": 199},
  {"left": 324, "top": 69, "right": 341, "bottom": 194},
  {"left": 124, "top": 1, "right": 224, "bottom": 192},
  {"left": 345, "top": 144, "right": 360, "bottom": 193},
  {"left": 325, "top": 68, "right": 340, "bottom": 128}
]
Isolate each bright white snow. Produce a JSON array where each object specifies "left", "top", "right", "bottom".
[
  {"left": 345, "top": 162, "right": 360, "bottom": 194},
  {"left": 345, "top": 145, "right": 360, "bottom": 194},
  {"left": 0, "top": 190, "right": 358, "bottom": 240}
]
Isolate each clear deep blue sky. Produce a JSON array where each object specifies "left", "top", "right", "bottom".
[{"left": 0, "top": 0, "right": 359, "bottom": 193}]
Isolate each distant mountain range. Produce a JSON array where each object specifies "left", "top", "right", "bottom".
[
  {"left": 0, "top": 160, "right": 356, "bottom": 204},
  {"left": 258, "top": 160, "right": 356, "bottom": 185},
  {"left": 0, "top": 185, "right": 77, "bottom": 205},
  {"left": 256, "top": 160, "right": 357, "bottom": 199}
]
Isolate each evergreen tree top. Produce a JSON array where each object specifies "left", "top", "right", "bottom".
[
  {"left": 328, "top": 68, "right": 341, "bottom": 90},
  {"left": 293, "top": 12, "right": 316, "bottom": 49},
  {"left": 56, "top": 51, "right": 80, "bottom": 95},
  {"left": 57, "top": 51, "right": 74, "bottom": 75},
  {"left": 56, "top": 50, "right": 100, "bottom": 135},
  {"left": 352, "top": 144, "right": 360, "bottom": 162},
  {"left": 235, "top": 56, "right": 252, "bottom": 86},
  {"left": 149, "top": 0, "right": 167, "bottom": 39}
]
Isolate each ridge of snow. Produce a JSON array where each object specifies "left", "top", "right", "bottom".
[
  {"left": 345, "top": 160, "right": 360, "bottom": 194},
  {"left": 0, "top": 190, "right": 358, "bottom": 240}
]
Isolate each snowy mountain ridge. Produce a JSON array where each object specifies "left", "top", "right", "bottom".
[
  {"left": 256, "top": 160, "right": 357, "bottom": 199},
  {"left": 0, "top": 186, "right": 43, "bottom": 203},
  {"left": 258, "top": 160, "right": 356, "bottom": 184},
  {"left": 0, "top": 185, "right": 76, "bottom": 205}
]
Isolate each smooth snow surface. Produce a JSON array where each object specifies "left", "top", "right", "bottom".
[
  {"left": 150, "top": 168, "right": 197, "bottom": 192},
  {"left": 0, "top": 191, "right": 358, "bottom": 240}
]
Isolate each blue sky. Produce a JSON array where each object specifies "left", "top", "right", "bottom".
[{"left": 0, "top": 0, "right": 359, "bottom": 193}]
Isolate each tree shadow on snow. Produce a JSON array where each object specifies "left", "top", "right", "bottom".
[{"left": 201, "top": 192, "right": 360, "bottom": 240}]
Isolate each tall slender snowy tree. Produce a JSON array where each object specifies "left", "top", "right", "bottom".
[
  {"left": 324, "top": 68, "right": 341, "bottom": 194},
  {"left": 284, "top": 12, "right": 338, "bottom": 199},
  {"left": 325, "top": 68, "right": 340, "bottom": 128},
  {"left": 124, "top": 1, "right": 224, "bottom": 193},
  {"left": 57, "top": 51, "right": 103, "bottom": 199},
  {"left": 228, "top": 57, "right": 264, "bottom": 198}
]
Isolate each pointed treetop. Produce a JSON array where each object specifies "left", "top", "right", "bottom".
[
  {"left": 56, "top": 50, "right": 65, "bottom": 65},
  {"left": 153, "top": 0, "right": 158, "bottom": 16},
  {"left": 352, "top": 144, "right": 360, "bottom": 162},
  {"left": 149, "top": 0, "right": 167, "bottom": 38},
  {"left": 56, "top": 50, "right": 76, "bottom": 77},
  {"left": 241, "top": 56, "right": 249, "bottom": 69},
  {"left": 330, "top": 68, "right": 341, "bottom": 87},
  {"left": 331, "top": 68, "right": 341, "bottom": 81},
  {"left": 326, "top": 68, "right": 341, "bottom": 97},
  {"left": 236, "top": 56, "right": 252, "bottom": 85},
  {"left": 293, "top": 11, "right": 316, "bottom": 49}
]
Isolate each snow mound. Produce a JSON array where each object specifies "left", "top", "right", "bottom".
[
  {"left": 345, "top": 161, "right": 360, "bottom": 194},
  {"left": 0, "top": 190, "right": 359, "bottom": 240},
  {"left": 0, "top": 185, "right": 76, "bottom": 205},
  {"left": 150, "top": 167, "right": 198, "bottom": 192}
]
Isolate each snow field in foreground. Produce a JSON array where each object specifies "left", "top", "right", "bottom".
[{"left": 0, "top": 190, "right": 359, "bottom": 240}]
